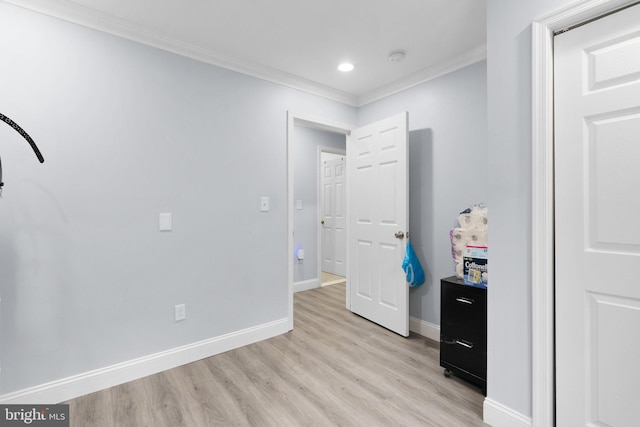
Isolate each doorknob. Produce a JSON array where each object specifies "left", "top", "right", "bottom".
[
  {"left": 394, "top": 231, "right": 405, "bottom": 239},
  {"left": 321, "top": 220, "right": 325, "bottom": 225}
]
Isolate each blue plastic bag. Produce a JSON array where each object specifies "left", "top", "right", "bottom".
[{"left": 402, "top": 239, "right": 425, "bottom": 287}]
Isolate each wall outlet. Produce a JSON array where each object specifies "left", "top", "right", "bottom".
[{"left": 175, "top": 304, "right": 186, "bottom": 321}]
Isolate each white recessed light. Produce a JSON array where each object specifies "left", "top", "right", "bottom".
[{"left": 338, "top": 63, "right": 354, "bottom": 72}]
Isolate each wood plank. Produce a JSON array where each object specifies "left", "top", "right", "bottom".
[
  {"left": 109, "top": 378, "right": 154, "bottom": 427},
  {"left": 66, "top": 387, "right": 113, "bottom": 427},
  {"left": 165, "top": 360, "right": 249, "bottom": 426}
]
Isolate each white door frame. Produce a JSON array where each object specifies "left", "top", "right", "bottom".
[
  {"left": 317, "top": 146, "right": 347, "bottom": 280},
  {"left": 286, "top": 111, "right": 354, "bottom": 330},
  {"left": 531, "top": 1, "right": 636, "bottom": 425}
]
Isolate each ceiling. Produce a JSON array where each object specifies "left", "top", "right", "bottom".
[{"left": 3, "top": 0, "right": 487, "bottom": 106}]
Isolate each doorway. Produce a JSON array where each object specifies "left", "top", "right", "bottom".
[
  {"left": 287, "top": 111, "right": 410, "bottom": 336},
  {"left": 286, "top": 112, "right": 353, "bottom": 330},
  {"left": 290, "top": 123, "right": 347, "bottom": 291},
  {"left": 531, "top": 0, "right": 639, "bottom": 424}
]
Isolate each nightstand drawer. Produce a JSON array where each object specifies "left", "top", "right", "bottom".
[
  {"left": 441, "top": 282, "right": 486, "bottom": 324},
  {"left": 440, "top": 335, "right": 486, "bottom": 379},
  {"left": 441, "top": 323, "right": 486, "bottom": 344}
]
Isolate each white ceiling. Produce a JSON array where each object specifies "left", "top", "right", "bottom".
[{"left": 3, "top": 0, "right": 487, "bottom": 106}]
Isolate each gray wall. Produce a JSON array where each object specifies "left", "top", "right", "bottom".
[
  {"left": 0, "top": 3, "right": 355, "bottom": 394},
  {"left": 293, "top": 126, "right": 346, "bottom": 282},
  {"left": 357, "top": 61, "right": 488, "bottom": 326},
  {"left": 5, "top": 3, "right": 548, "bottom": 419},
  {"left": 486, "top": 0, "right": 575, "bottom": 417}
]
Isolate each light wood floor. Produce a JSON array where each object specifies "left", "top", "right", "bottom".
[
  {"left": 65, "top": 283, "right": 487, "bottom": 426},
  {"left": 321, "top": 271, "right": 346, "bottom": 286}
]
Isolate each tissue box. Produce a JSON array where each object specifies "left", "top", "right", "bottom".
[{"left": 463, "top": 245, "right": 488, "bottom": 288}]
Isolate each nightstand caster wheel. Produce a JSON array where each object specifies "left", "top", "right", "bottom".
[{"left": 444, "top": 369, "right": 452, "bottom": 378}]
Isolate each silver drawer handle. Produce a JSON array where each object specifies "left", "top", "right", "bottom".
[
  {"left": 455, "top": 297, "right": 474, "bottom": 305},
  {"left": 455, "top": 340, "right": 474, "bottom": 349}
]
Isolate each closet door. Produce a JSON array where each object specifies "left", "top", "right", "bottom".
[{"left": 554, "top": 4, "right": 640, "bottom": 425}]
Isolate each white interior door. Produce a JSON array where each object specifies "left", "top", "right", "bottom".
[
  {"left": 321, "top": 156, "right": 346, "bottom": 276},
  {"left": 348, "top": 112, "right": 409, "bottom": 337},
  {"left": 554, "top": 4, "right": 640, "bottom": 425}
]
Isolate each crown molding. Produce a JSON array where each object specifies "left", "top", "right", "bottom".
[
  {"left": 1, "top": 0, "right": 360, "bottom": 106},
  {"left": 2, "top": 0, "right": 485, "bottom": 108},
  {"left": 356, "top": 44, "right": 487, "bottom": 106}
]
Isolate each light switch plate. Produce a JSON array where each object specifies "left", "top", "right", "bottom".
[
  {"left": 296, "top": 199, "right": 303, "bottom": 210},
  {"left": 260, "top": 196, "right": 270, "bottom": 212},
  {"left": 159, "top": 213, "right": 172, "bottom": 231}
]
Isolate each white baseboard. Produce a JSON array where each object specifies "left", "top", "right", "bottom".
[
  {"left": 293, "top": 278, "right": 320, "bottom": 293},
  {"left": 0, "top": 318, "right": 289, "bottom": 404},
  {"left": 483, "top": 398, "right": 532, "bottom": 427},
  {"left": 409, "top": 316, "right": 440, "bottom": 341}
]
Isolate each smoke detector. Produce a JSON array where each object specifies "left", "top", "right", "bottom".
[{"left": 388, "top": 51, "right": 406, "bottom": 63}]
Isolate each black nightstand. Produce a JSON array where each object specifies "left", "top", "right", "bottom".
[{"left": 440, "top": 275, "right": 487, "bottom": 394}]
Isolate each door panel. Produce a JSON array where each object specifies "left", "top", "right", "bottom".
[
  {"left": 355, "top": 240, "right": 373, "bottom": 299},
  {"left": 554, "top": 4, "right": 640, "bottom": 425},
  {"left": 348, "top": 112, "right": 408, "bottom": 337}
]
